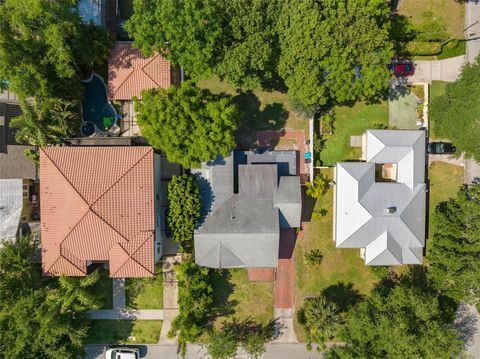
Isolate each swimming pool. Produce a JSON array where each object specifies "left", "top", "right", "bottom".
[{"left": 82, "top": 73, "right": 118, "bottom": 133}]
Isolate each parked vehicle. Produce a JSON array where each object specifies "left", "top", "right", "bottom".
[
  {"left": 388, "top": 63, "right": 414, "bottom": 77},
  {"left": 105, "top": 347, "right": 140, "bottom": 359},
  {"left": 427, "top": 142, "right": 456, "bottom": 155}
]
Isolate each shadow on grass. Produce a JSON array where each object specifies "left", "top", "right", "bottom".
[
  {"left": 209, "top": 269, "right": 238, "bottom": 319},
  {"left": 233, "top": 90, "right": 288, "bottom": 150},
  {"left": 321, "top": 282, "right": 364, "bottom": 313},
  {"left": 221, "top": 316, "right": 282, "bottom": 341}
]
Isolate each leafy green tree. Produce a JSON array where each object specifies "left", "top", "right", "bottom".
[
  {"left": 135, "top": 81, "right": 239, "bottom": 168},
  {"left": 126, "top": 0, "right": 226, "bottom": 79},
  {"left": 0, "top": 236, "right": 100, "bottom": 359},
  {"left": 297, "top": 296, "right": 341, "bottom": 351},
  {"left": 168, "top": 258, "right": 213, "bottom": 357},
  {"left": 428, "top": 184, "right": 480, "bottom": 303},
  {"left": 167, "top": 174, "right": 201, "bottom": 252},
  {"left": 10, "top": 98, "right": 80, "bottom": 147},
  {"left": 306, "top": 173, "right": 331, "bottom": 199},
  {"left": 206, "top": 328, "right": 238, "bottom": 359},
  {"left": 325, "top": 286, "right": 463, "bottom": 359},
  {"left": 277, "top": 0, "right": 393, "bottom": 106},
  {"left": 429, "top": 59, "right": 480, "bottom": 161}
]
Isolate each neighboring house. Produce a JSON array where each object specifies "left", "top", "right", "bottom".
[
  {"left": 193, "top": 150, "right": 302, "bottom": 269},
  {"left": 334, "top": 130, "right": 427, "bottom": 265},
  {"left": 0, "top": 99, "right": 38, "bottom": 241},
  {"left": 108, "top": 42, "right": 182, "bottom": 136},
  {"left": 40, "top": 146, "right": 165, "bottom": 277}
]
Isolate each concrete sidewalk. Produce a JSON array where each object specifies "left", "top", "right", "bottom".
[
  {"left": 87, "top": 309, "right": 164, "bottom": 320},
  {"left": 466, "top": 0, "right": 480, "bottom": 64},
  {"left": 159, "top": 256, "right": 180, "bottom": 345},
  {"left": 409, "top": 56, "right": 465, "bottom": 84}
]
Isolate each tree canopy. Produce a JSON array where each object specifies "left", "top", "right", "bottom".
[
  {"left": 0, "top": 236, "right": 101, "bottom": 359},
  {"left": 429, "top": 59, "right": 480, "bottom": 161},
  {"left": 135, "top": 81, "right": 239, "bottom": 168},
  {"left": 325, "top": 285, "right": 462, "bottom": 359},
  {"left": 277, "top": 0, "right": 393, "bottom": 106},
  {"left": 167, "top": 174, "right": 201, "bottom": 252},
  {"left": 427, "top": 184, "right": 480, "bottom": 303}
]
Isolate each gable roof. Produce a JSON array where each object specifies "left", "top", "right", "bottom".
[
  {"left": 0, "top": 103, "right": 36, "bottom": 179},
  {"left": 194, "top": 151, "right": 301, "bottom": 269},
  {"left": 108, "top": 42, "right": 172, "bottom": 100},
  {"left": 0, "top": 179, "right": 23, "bottom": 240},
  {"left": 335, "top": 130, "right": 426, "bottom": 266},
  {"left": 40, "top": 146, "right": 155, "bottom": 277}
]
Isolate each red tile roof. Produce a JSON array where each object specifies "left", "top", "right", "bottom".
[
  {"left": 40, "top": 146, "right": 155, "bottom": 278},
  {"left": 108, "top": 42, "right": 172, "bottom": 100}
]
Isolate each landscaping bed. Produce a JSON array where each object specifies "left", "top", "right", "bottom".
[
  {"left": 125, "top": 263, "right": 163, "bottom": 309},
  {"left": 318, "top": 101, "right": 388, "bottom": 166},
  {"left": 294, "top": 168, "right": 377, "bottom": 340},
  {"left": 91, "top": 269, "right": 113, "bottom": 309},
  {"left": 87, "top": 320, "right": 162, "bottom": 344}
]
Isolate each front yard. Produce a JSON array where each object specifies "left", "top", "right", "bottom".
[
  {"left": 294, "top": 168, "right": 377, "bottom": 340},
  {"left": 210, "top": 268, "right": 274, "bottom": 326},
  {"left": 429, "top": 81, "right": 448, "bottom": 140},
  {"left": 87, "top": 320, "right": 162, "bottom": 344},
  {"left": 318, "top": 101, "right": 388, "bottom": 166},
  {"left": 125, "top": 263, "right": 163, "bottom": 309},
  {"left": 91, "top": 269, "right": 113, "bottom": 309}
]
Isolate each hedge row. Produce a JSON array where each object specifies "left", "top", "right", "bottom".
[{"left": 406, "top": 41, "right": 442, "bottom": 56}]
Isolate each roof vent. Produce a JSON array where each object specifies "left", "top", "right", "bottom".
[{"left": 386, "top": 206, "right": 397, "bottom": 214}]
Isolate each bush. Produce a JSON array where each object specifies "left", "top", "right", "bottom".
[
  {"left": 406, "top": 42, "right": 442, "bottom": 56},
  {"left": 306, "top": 173, "right": 331, "bottom": 199},
  {"left": 304, "top": 249, "right": 323, "bottom": 267}
]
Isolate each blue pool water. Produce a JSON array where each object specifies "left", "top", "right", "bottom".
[{"left": 82, "top": 73, "right": 117, "bottom": 132}]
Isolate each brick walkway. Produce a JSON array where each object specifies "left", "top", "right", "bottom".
[
  {"left": 274, "top": 229, "right": 296, "bottom": 309},
  {"left": 257, "top": 130, "right": 309, "bottom": 183}
]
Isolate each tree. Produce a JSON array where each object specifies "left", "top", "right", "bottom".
[
  {"left": 125, "top": 0, "right": 226, "bottom": 79},
  {"left": 167, "top": 174, "right": 201, "bottom": 252},
  {"left": 0, "top": 0, "right": 111, "bottom": 101},
  {"left": 168, "top": 258, "right": 213, "bottom": 357},
  {"left": 277, "top": 0, "right": 393, "bottom": 106},
  {"left": 429, "top": 59, "right": 480, "bottom": 161},
  {"left": 297, "top": 296, "right": 341, "bottom": 351},
  {"left": 304, "top": 249, "right": 324, "bottom": 267},
  {"left": 0, "top": 236, "right": 100, "bottom": 359},
  {"left": 427, "top": 184, "right": 480, "bottom": 303},
  {"left": 305, "top": 173, "right": 331, "bottom": 199},
  {"left": 135, "top": 81, "right": 239, "bottom": 168},
  {"left": 206, "top": 328, "right": 238, "bottom": 359},
  {"left": 325, "top": 286, "right": 463, "bottom": 359}
]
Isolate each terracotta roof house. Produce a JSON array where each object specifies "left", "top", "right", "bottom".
[
  {"left": 334, "top": 130, "right": 427, "bottom": 266},
  {"left": 193, "top": 151, "right": 302, "bottom": 269},
  {"left": 40, "top": 146, "right": 164, "bottom": 277},
  {"left": 107, "top": 42, "right": 181, "bottom": 136}
]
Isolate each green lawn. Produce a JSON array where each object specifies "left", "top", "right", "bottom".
[
  {"left": 295, "top": 168, "right": 377, "bottom": 340},
  {"left": 210, "top": 268, "right": 274, "bottom": 326},
  {"left": 91, "top": 270, "right": 113, "bottom": 309},
  {"left": 125, "top": 263, "right": 163, "bottom": 309},
  {"left": 319, "top": 101, "right": 388, "bottom": 166},
  {"left": 427, "top": 162, "right": 464, "bottom": 244},
  {"left": 198, "top": 76, "right": 309, "bottom": 149},
  {"left": 87, "top": 320, "right": 162, "bottom": 344},
  {"left": 429, "top": 81, "right": 448, "bottom": 140}
]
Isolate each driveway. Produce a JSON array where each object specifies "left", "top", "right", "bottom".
[{"left": 409, "top": 56, "right": 465, "bottom": 84}]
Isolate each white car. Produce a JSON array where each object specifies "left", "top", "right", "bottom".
[{"left": 105, "top": 347, "right": 140, "bottom": 359}]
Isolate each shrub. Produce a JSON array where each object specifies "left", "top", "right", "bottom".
[
  {"left": 306, "top": 173, "right": 331, "bottom": 199},
  {"left": 406, "top": 42, "right": 442, "bottom": 56},
  {"left": 304, "top": 249, "right": 323, "bottom": 267}
]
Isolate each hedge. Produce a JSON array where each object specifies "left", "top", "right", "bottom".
[{"left": 406, "top": 41, "right": 442, "bottom": 56}]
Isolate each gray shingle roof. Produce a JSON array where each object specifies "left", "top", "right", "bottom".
[
  {"left": 335, "top": 130, "right": 426, "bottom": 266},
  {"left": 194, "top": 151, "right": 301, "bottom": 269}
]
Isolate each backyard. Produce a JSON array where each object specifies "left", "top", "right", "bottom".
[
  {"left": 294, "top": 168, "right": 377, "bottom": 340},
  {"left": 125, "top": 263, "right": 163, "bottom": 309},
  {"left": 87, "top": 320, "right": 162, "bottom": 344},
  {"left": 318, "top": 101, "right": 388, "bottom": 166},
  {"left": 210, "top": 268, "right": 274, "bottom": 327}
]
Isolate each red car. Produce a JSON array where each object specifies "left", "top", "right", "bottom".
[{"left": 388, "top": 63, "right": 414, "bottom": 77}]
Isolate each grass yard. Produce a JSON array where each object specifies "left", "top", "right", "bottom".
[
  {"left": 210, "top": 268, "right": 274, "bottom": 326},
  {"left": 294, "top": 168, "right": 377, "bottom": 340},
  {"left": 397, "top": 0, "right": 465, "bottom": 40},
  {"left": 87, "top": 320, "right": 162, "bottom": 344},
  {"left": 125, "top": 263, "right": 163, "bottom": 309},
  {"left": 427, "top": 162, "right": 464, "bottom": 244},
  {"left": 198, "top": 76, "right": 309, "bottom": 148},
  {"left": 91, "top": 269, "right": 113, "bottom": 309},
  {"left": 319, "top": 101, "right": 388, "bottom": 166},
  {"left": 429, "top": 81, "right": 449, "bottom": 140}
]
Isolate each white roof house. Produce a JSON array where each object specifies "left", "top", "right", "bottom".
[
  {"left": 0, "top": 179, "right": 23, "bottom": 241},
  {"left": 335, "top": 130, "right": 426, "bottom": 265}
]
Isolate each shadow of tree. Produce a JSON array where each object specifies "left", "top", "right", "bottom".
[
  {"left": 321, "top": 282, "right": 364, "bottom": 313},
  {"left": 221, "top": 316, "right": 281, "bottom": 341},
  {"left": 233, "top": 90, "right": 288, "bottom": 150},
  {"left": 209, "top": 269, "right": 238, "bottom": 319}
]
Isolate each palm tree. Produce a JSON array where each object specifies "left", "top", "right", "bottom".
[{"left": 297, "top": 296, "right": 341, "bottom": 351}]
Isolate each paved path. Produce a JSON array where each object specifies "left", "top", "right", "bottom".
[
  {"left": 85, "top": 343, "right": 321, "bottom": 359},
  {"left": 87, "top": 308, "right": 164, "bottom": 320},
  {"left": 409, "top": 56, "right": 465, "bottom": 84},
  {"left": 159, "top": 256, "right": 180, "bottom": 345},
  {"left": 112, "top": 278, "right": 125, "bottom": 309},
  {"left": 455, "top": 302, "right": 480, "bottom": 358},
  {"left": 466, "top": 0, "right": 480, "bottom": 64}
]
